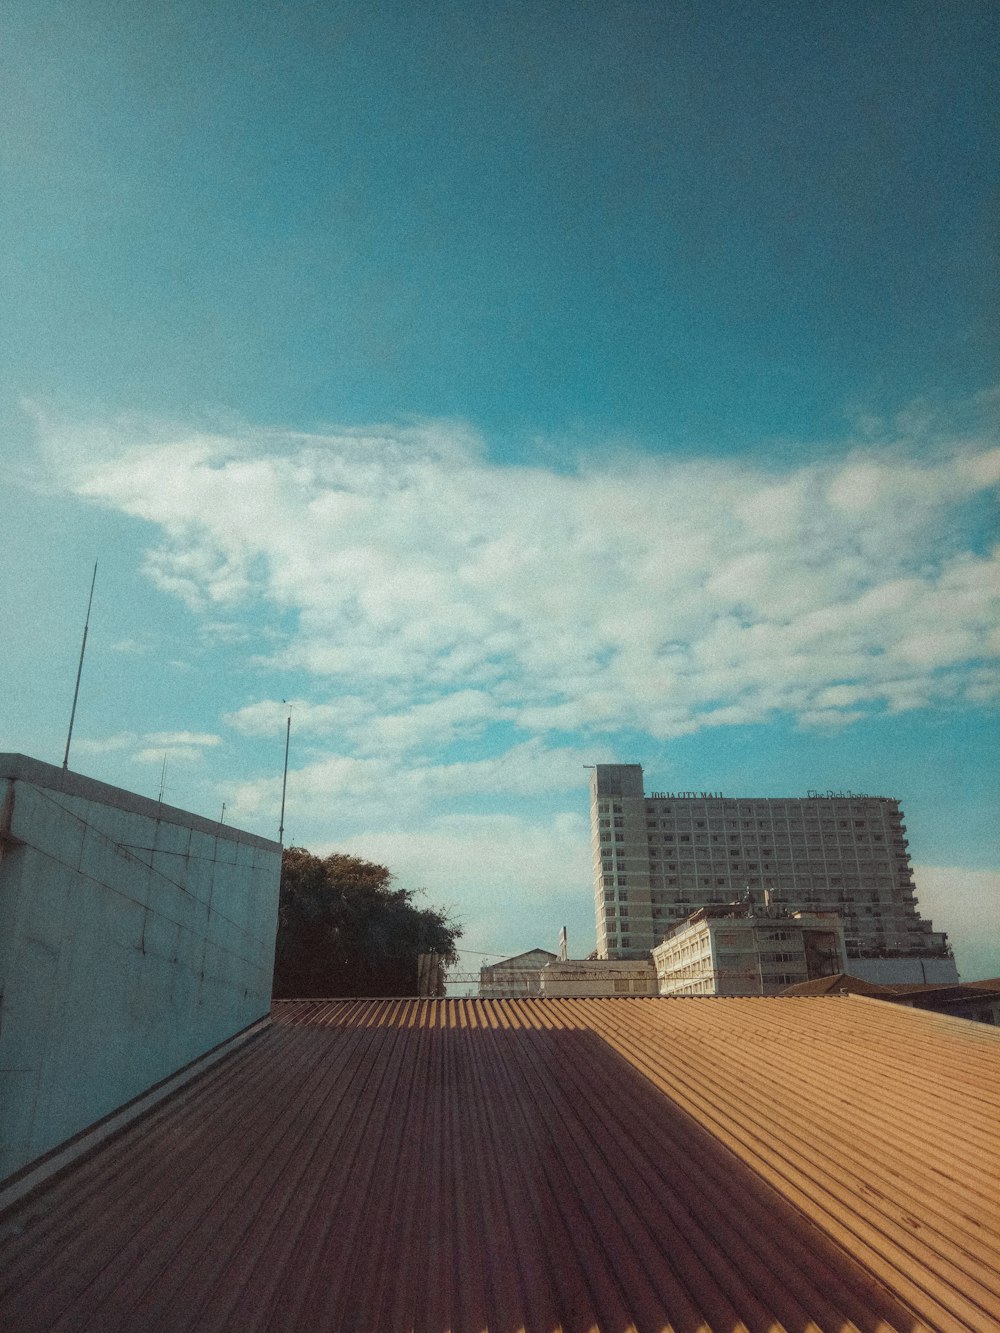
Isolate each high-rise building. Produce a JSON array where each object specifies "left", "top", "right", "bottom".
[{"left": 590, "top": 763, "right": 959, "bottom": 983}]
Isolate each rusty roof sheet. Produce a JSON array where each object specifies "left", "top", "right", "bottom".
[
  {"left": 785, "top": 973, "right": 1000, "bottom": 1000},
  {"left": 781, "top": 972, "right": 885, "bottom": 996},
  {"left": 2, "top": 995, "right": 998, "bottom": 1332}
]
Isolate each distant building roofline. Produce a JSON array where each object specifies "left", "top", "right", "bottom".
[
  {"left": 595, "top": 766, "right": 900, "bottom": 802},
  {"left": 480, "top": 948, "right": 558, "bottom": 969},
  {"left": 655, "top": 901, "right": 840, "bottom": 944},
  {"left": 542, "top": 959, "right": 655, "bottom": 973}
]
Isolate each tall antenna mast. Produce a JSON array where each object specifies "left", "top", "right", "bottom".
[
  {"left": 278, "top": 706, "right": 292, "bottom": 845},
  {"left": 63, "top": 560, "right": 98, "bottom": 771}
]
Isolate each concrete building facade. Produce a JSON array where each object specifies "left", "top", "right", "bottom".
[
  {"left": 590, "top": 763, "right": 958, "bottom": 983},
  {"left": 478, "top": 950, "right": 657, "bottom": 998},
  {"left": 478, "top": 948, "right": 557, "bottom": 998},
  {"left": 539, "top": 958, "right": 658, "bottom": 997},
  {"left": 652, "top": 906, "right": 846, "bottom": 996},
  {"left": 0, "top": 754, "right": 282, "bottom": 1181}
]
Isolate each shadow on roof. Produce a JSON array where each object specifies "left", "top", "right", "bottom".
[{"left": 0, "top": 1006, "right": 937, "bottom": 1332}]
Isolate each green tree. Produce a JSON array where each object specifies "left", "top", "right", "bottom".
[{"left": 272, "top": 846, "right": 462, "bottom": 997}]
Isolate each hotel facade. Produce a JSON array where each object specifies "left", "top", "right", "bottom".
[{"left": 590, "top": 763, "right": 958, "bottom": 984}]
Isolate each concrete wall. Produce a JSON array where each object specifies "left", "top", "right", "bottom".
[{"left": 0, "top": 754, "right": 281, "bottom": 1182}]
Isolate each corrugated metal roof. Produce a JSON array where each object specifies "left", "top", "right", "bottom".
[
  {"left": 2, "top": 996, "right": 998, "bottom": 1331},
  {"left": 785, "top": 972, "right": 1000, "bottom": 1000}
]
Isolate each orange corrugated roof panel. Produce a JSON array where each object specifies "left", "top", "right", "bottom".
[{"left": 2, "top": 996, "right": 998, "bottom": 1331}]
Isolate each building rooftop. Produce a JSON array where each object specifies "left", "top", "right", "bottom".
[
  {"left": 543, "top": 957, "right": 655, "bottom": 971},
  {"left": 784, "top": 971, "right": 1000, "bottom": 999},
  {"left": 480, "top": 947, "right": 558, "bottom": 967},
  {"left": 2, "top": 996, "right": 998, "bottom": 1330},
  {"left": 654, "top": 900, "right": 841, "bottom": 945}
]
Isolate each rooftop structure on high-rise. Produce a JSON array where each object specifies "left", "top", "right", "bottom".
[
  {"left": 652, "top": 905, "right": 846, "bottom": 996},
  {"left": 590, "top": 763, "right": 959, "bottom": 984}
]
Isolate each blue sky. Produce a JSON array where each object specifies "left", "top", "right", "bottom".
[{"left": 3, "top": 0, "right": 998, "bottom": 981}]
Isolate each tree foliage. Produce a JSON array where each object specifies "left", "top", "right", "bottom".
[{"left": 272, "top": 847, "right": 462, "bottom": 998}]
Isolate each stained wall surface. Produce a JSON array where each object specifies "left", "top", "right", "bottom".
[{"left": 0, "top": 754, "right": 281, "bottom": 1181}]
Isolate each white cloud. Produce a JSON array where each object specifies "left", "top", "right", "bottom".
[
  {"left": 144, "top": 731, "right": 221, "bottom": 748},
  {"left": 73, "top": 732, "right": 139, "bottom": 756},
  {"left": 37, "top": 409, "right": 998, "bottom": 977},
  {"left": 226, "top": 738, "right": 610, "bottom": 829},
  {"left": 363, "top": 691, "right": 508, "bottom": 753},
  {"left": 74, "top": 729, "right": 221, "bottom": 765},
  {"left": 134, "top": 745, "right": 208, "bottom": 766},
  {"left": 34, "top": 413, "right": 1000, "bottom": 753},
  {"left": 913, "top": 865, "right": 1000, "bottom": 982},
  {"left": 225, "top": 698, "right": 354, "bottom": 737},
  {"left": 226, "top": 690, "right": 507, "bottom": 753},
  {"left": 332, "top": 811, "right": 596, "bottom": 966}
]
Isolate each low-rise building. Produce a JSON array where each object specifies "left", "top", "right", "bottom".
[
  {"left": 653, "top": 903, "right": 846, "bottom": 996},
  {"left": 539, "top": 958, "right": 657, "bottom": 998},
  {"left": 478, "top": 948, "right": 557, "bottom": 998},
  {"left": 478, "top": 949, "right": 658, "bottom": 998}
]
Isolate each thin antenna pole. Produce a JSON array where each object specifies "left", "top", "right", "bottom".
[
  {"left": 278, "top": 710, "right": 291, "bottom": 845},
  {"left": 63, "top": 560, "right": 98, "bottom": 770},
  {"left": 158, "top": 755, "right": 167, "bottom": 803}
]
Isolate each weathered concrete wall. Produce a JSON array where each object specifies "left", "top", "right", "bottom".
[{"left": 0, "top": 754, "right": 281, "bottom": 1182}]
